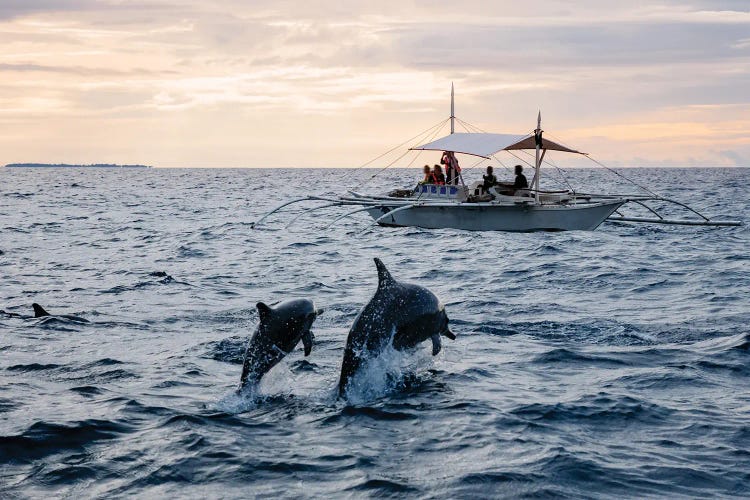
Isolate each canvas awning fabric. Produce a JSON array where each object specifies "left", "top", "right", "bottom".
[{"left": 410, "top": 132, "right": 584, "bottom": 158}]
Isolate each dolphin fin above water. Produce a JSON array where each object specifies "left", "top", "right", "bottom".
[
  {"left": 256, "top": 301, "right": 273, "bottom": 321},
  {"left": 32, "top": 303, "right": 51, "bottom": 318},
  {"left": 374, "top": 258, "right": 395, "bottom": 288},
  {"left": 31, "top": 303, "right": 89, "bottom": 323}
]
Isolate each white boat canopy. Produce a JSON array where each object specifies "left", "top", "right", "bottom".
[{"left": 410, "top": 132, "right": 584, "bottom": 158}]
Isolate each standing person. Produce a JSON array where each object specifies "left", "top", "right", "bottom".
[
  {"left": 445, "top": 152, "right": 461, "bottom": 185},
  {"left": 441, "top": 152, "right": 452, "bottom": 185}
]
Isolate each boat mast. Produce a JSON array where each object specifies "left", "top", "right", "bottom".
[
  {"left": 534, "top": 111, "right": 541, "bottom": 203},
  {"left": 450, "top": 82, "right": 455, "bottom": 134}
]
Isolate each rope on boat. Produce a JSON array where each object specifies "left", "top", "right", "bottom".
[
  {"left": 353, "top": 118, "right": 450, "bottom": 192},
  {"left": 583, "top": 155, "right": 659, "bottom": 197},
  {"left": 345, "top": 118, "right": 449, "bottom": 190},
  {"left": 516, "top": 148, "right": 575, "bottom": 191},
  {"left": 457, "top": 117, "right": 573, "bottom": 190}
]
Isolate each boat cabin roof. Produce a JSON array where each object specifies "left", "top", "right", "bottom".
[{"left": 410, "top": 132, "right": 584, "bottom": 158}]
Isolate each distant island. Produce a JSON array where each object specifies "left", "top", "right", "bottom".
[{"left": 4, "top": 163, "right": 152, "bottom": 169}]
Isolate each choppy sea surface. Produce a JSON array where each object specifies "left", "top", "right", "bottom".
[{"left": 1, "top": 167, "right": 748, "bottom": 498}]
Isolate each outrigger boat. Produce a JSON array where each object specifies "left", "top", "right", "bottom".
[{"left": 254, "top": 86, "right": 742, "bottom": 232}]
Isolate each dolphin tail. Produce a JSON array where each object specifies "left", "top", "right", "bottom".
[
  {"left": 302, "top": 330, "right": 314, "bottom": 356},
  {"left": 32, "top": 303, "right": 50, "bottom": 318},
  {"left": 374, "top": 258, "right": 395, "bottom": 287}
]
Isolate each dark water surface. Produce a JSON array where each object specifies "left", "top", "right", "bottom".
[{"left": 1, "top": 167, "right": 748, "bottom": 498}]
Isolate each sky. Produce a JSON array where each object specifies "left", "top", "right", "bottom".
[{"left": 1, "top": 0, "right": 749, "bottom": 167}]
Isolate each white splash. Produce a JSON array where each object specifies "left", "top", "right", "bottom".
[{"left": 342, "top": 343, "right": 435, "bottom": 405}]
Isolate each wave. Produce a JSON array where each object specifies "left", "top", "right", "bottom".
[
  {"left": 531, "top": 348, "right": 630, "bottom": 367},
  {"left": 511, "top": 393, "right": 674, "bottom": 425},
  {"left": 0, "top": 419, "right": 131, "bottom": 464},
  {"left": 101, "top": 271, "right": 191, "bottom": 294}
]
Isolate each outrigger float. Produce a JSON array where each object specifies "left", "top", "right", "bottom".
[{"left": 253, "top": 86, "right": 742, "bottom": 232}]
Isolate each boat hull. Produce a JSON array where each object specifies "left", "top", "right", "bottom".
[{"left": 366, "top": 201, "right": 624, "bottom": 232}]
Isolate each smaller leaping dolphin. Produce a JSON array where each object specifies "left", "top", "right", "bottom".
[
  {"left": 338, "top": 258, "right": 455, "bottom": 396},
  {"left": 239, "top": 299, "right": 323, "bottom": 390}
]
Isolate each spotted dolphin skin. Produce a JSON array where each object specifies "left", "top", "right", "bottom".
[
  {"left": 32, "top": 303, "right": 89, "bottom": 323},
  {"left": 338, "top": 258, "right": 455, "bottom": 396},
  {"left": 239, "top": 299, "right": 322, "bottom": 389}
]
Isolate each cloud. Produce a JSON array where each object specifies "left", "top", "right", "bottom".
[
  {"left": 718, "top": 149, "right": 749, "bottom": 166},
  {"left": 0, "top": 0, "right": 749, "bottom": 166}
]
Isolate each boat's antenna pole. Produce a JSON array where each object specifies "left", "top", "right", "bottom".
[
  {"left": 450, "top": 82, "right": 455, "bottom": 135},
  {"left": 450, "top": 82, "right": 466, "bottom": 187},
  {"left": 534, "top": 111, "right": 542, "bottom": 204}
]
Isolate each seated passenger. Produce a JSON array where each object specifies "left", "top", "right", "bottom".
[
  {"left": 432, "top": 164, "right": 446, "bottom": 185},
  {"left": 419, "top": 164, "right": 432, "bottom": 184},
  {"left": 482, "top": 166, "right": 497, "bottom": 191},
  {"left": 514, "top": 164, "right": 529, "bottom": 190},
  {"left": 495, "top": 164, "right": 530, "bottom": 196}
]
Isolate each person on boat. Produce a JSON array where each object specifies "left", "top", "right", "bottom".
[
  {"left": 495, "top": 165, "right": 530, "bottom": 196},
  {"left": 442, "top": 151, "right": 461, "bottom": 185},
  {"left": 419, "top": 165, "right": 433, "bottom": 184},
  {"left": 482, "top": 166, "right": 497, "bottom": 191},
  {"left": 514, "top": 164, "right": 529, "bottom": 190},
  {"left": 432, "top": 164, "right": 446, "bottom": 185}
]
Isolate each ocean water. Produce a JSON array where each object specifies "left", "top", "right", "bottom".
[{"left": 1, "top": 166, "right": 748, "bottom": 498}]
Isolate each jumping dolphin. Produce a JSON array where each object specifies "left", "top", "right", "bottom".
[
  {"left": 338, "top": 258, "right": 455, "bottom": 396},
  {"left": 239, "top": 299, "right": 322, "bottom": 389},
  {"left": 32, "top": 303, "right": 89, "bottom": 323}
]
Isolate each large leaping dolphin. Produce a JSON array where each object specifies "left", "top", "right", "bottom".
[
  {"left": 338, "top": 258, "right": 455, "bottom": 396},
  {"left": 239, "top": 299, "right": 322, "bottom": 390}
]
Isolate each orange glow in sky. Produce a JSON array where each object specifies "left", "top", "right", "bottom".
[{"left": 1, "top": 1, "right": 748, "bottom": 167}]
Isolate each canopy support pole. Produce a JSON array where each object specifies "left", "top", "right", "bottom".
[
  {"left": 534, "top": 112, "right": 542, "bottom": 204},
  {"left": 450, "top": 83, "right": 455, "bottom": 135}
]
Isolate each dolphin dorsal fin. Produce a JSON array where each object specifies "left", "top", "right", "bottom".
[
  {"left": 256, "top": 302, "right": 273, "bottom": 322},
  {"left": 32, "top": 303, "right": 50, "bottom": 318},
  {"left": 374, "top": 258, "right": 395, "bottom": 288}
]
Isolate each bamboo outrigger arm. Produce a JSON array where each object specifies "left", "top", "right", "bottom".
[
  {"left": 251, "top": 196, "right": 349, "bottom": 228},
  {"left": 285, "top": 202, "right": 347, "bottom": 229},
  {"left": 607, "top": 216, "right": 742, "bottom": 227},
  {"left": 325, "top": 206, "right": 384, "bottom": 229},
  {"left": 371, "top": 203, "right": 420, "bottom": 226},
  {"left": 607, "top": 196, "right": 743, "bottom": 227}
]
